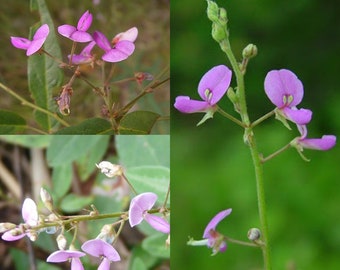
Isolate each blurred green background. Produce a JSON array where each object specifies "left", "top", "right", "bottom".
[
  {"left": 171, "top": 0, "right": 339, "bottom": 269},
  {"left": 0, "top": 0, "right": 169, "bottom": 133}
]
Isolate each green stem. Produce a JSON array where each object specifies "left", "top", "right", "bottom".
[
  {"left": 261, "top": 143, "right": 291, "bottom": 163},
  {"left": 0, "top": 82, "right": 70, "bottom": 128},
  {"left": 216, "top": 106, "right": 245, "bottom": 127},
  {"left": 251, "top": 110, "right": 275, "bottom": 128},
  {"left": 219, "top": 39, "right": 272, "bottom": 269}
]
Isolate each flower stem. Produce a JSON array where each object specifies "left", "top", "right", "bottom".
[
  {"left": 261, "top": 143, "right": 291, "bottom": 163},
  {"left": 216, "top": 106, "right": 245, "bottom": 127},
  {"left": 251, "top": 110, "right": 275, "bottom": 128},
  {"left": 219, "top": 38, "right": 272, "bottom": 269}
]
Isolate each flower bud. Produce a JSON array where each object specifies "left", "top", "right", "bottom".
[
  {"left": 0, "top": 223, "right": 17, "bottom": 233},
  {"left": 206, "top": 0, "right": 219, "bottom": 22},
  {"left": 211, "top": 22, "right": 227, "bottom": 43},
  {"left": 242, "top": 44, "right": 258, "bottom": 59},
  {"left": 247, "top": 228, "right": 261, "bottom": 241},
  {"left": 218, "top": 7, "right": 228, "bottom": 25},
  {"left": 40, "top": 188, "right": 54, "bottom": 212},
  {"left": 96, "top": 161, "right": 123, "bottom": 178},
  {"left": 28, "top": 231, "right": 38, "bottom": 242},
  {"left": 57, "top": 234, "right": 67, "bottom": 250},
  {"left": 96, "top": 224, "right": 116, "bottom": 244}
]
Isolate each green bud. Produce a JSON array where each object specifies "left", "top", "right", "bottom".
[
  {"left": 40, "top": 187, "right": 54, "bottom": 212},
  {"left": 212, "top": 22, "right": 227, "bottom": 43},
  {"left": 219, "top": 7, "right": 228, "bottom": 25},
  {"left": 242, "top": 44, "right": 258, "bottom": 59},
  {"left": 206, "top": 0, "right": 219, "bottom": 22},
  {"left": 247, "top": 228, "right": 261, "bottom": 241}
]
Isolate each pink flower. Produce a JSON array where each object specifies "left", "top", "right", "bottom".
[
  {"left": 203, "top": 209, "right": 232, "bottom": 255},
  {"left": 47, "top": 250, "right": 86, "bottom": 270},
  {"left": 129, "top": 192, "right": 170, "bottom": 234},
  {"left": 81, "top": 239, "right": 120, "bottom": 270},
  {"left": 1, "top": 198, "right": 38, "bottom": 241},
  {"left": 264, "top": 69, "right": 312, "bottom": 125},
  {"left": 68, "top": 41, "right": 96, "bottom": 65},
  {"left": 174, "top": 65, "right": 232, "bottom": 114},
  {"left": 292, "top": 125, "right": 336, "bottom": 151},
  {"left": 10, "top": 24, "right": 49, "bottom": 56},
  {"left": 58, "top": 10, "right": 93, "bottom": 42},
  {"left": 93, "top": 27, "right": 137, "bottom": 62}
]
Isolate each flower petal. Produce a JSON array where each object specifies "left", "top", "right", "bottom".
[
  {"left": 203, "top": 208, "right": 232, "bottom": 239},
  {"left": 82, "top": 239, "right": 120, "bottom": 261},
  {"left": 47, "top": 250, "right": 85, "bottom": 263},
  {"left": 70, "top": 31, "right": 93, "bottom": 43},
  {"left": 129, "top": 192, "right": 157, "bottom": 227},
  {"left": 1, "top": 230, "right": 25, "bottom": 241},
  {"left": 98, "top": 257, "right": 111, "bottom": 270},
  {"left": 264, "top": 69, "right": 304, "bottom": 108},
  {"left": 10, "top": 37, "right": 31, "bottom": 50},
  {"left": 102, "top": 41, "right": 135, "bottom": 62},
  {"left": 77, "top": 10, "right": 92, "bottom": 32},
  {"left": 58, "top": 25, "right": 77, "bottom": 38},
  {"left": 112, "top": 27, "right": 138, "bottom": 43},
  {"left": 299, "top": 135, "right": 336, "bottom": 150},
  {"left": 33, "top": 24, "right": 49, "bottom": 40},
  {"left": 174, "top": 96, "right": 210, "bottom": 113},
  {"left": 144, "top": 213, "right": 170, "bottom": 234},
  {"left": 71, "top": 257, "right": 85, "bottom": 270},
  {"left": 22, "top": 198, "right": 38, "bottom": 226},
  {"left": 281, "top": 107, "right": 312, "bottom": 125},
  {"left": 198, "top": 65, "right": 232, "bottom": 105},
  {"left": 93, "top": 31, "right": 112, "bottom": 52},
  {"left": 26, "top": 38, "right": 46, "bottom": 56}
]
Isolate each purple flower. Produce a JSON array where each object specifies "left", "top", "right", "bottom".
[
  {"left": 10, "top": 24, "right": 49, "bottom": 56},
  {"left": 93, "top": 27, "right": 137, "bottom": 62},
  {"left": 1, "top": 198, "right": 38, "bottom": 241},
  {"left": 58, "top": 10, "right": 93, "bottom": 42},
  {"left": 203, "top": 209, "right": 232, "bottom": 255},
  {"left": 68, "top": 41, "right": 96, "bottom": 65},
  {"left": 264, "top": 69, "right": 312, "bottom": 125},
  {"left": 292, "top": 125, "right": 336, "bottom": 151},
  {"left": 82, "top": 239, "right": 120, "bottom": 270},
  {"left": 174, "top": 65, "right": 232, "bottom": 124},
  {"left": 47, "top": 250, "right": 85, "bottom": 270},
  {"left": 129, "top": 192, "right": 170, "bottom": 234}
]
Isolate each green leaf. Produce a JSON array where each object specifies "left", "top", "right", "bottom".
[
  {"left": 76, "top": 136, "right": 110, "bottom": 180},
  {"left": 142, "top": 233, "right": 170, "bottom": 259},
  {"left": 52, "top": 163, "right": 72, "bottom": 199},
  {"left": 0, "top": 135, "right": 52, "bottom": 148},
  {"left": 116, "top": 135, "right": 170, "bottom": 168},
  {"left": 55, "top": 118, "right": 113, "bottom": 134},
  {"left": 130, "top": 258, "right": 148, "bottom": 270},
  {"left": 28, "top": 0, "right": 63, "bottom": 131},
  {"left": 126, "top": 166, "right": 170, "bottom": 204},
  {"left": 129, "top": 245, "right": 158, "bottom": 270},
  {"left": 60, "top": 194, "right": 93, "bottom": 213},
  {"left": 47, "top": 135, "right": 106, "bottom": 166},
  {"left": 118, "top": 111, "right": 160, "bottom": 134},
  {"left": 0, "top": 110, "right": 26, "bottom": 133}
]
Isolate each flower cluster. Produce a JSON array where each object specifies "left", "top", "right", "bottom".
[
  {"left": 10, "top": 10, "right": 138, "bottom": 64},
  {"left": 264, "top": 69, "right": 336, "bottom": 152},
  {"left": 0, "top": 162, "right": 170, "bottom": 270}
]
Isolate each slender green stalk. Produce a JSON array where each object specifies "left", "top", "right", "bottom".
[
  {"left": 0, "top": 82, "right": 70, "bottom": 128},
  {"left": 261, "top": 143, "right": 291, "bottom": 163},
  {"left": 219, "top": 39, "right": 272, "bottom": 269},
  {"left": 216, "top": 106, "right": 245, "bottom": 127}
]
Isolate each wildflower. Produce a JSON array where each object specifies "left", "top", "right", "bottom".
[
  {"left": 264, "top": 69, "right": 312, "bottom": 125},
  {"left": 82, "top": 239, "right": 120, "bottom": 270},
  {"left": 93, "top": 27, "right": 137, "bottom": 62},
  {"left": 68, "top": 41, "right": 96, "bottom": 65},
  {"left": 187, "top": 208, "right": 232, "bottom": 255},
  {"left": 58, "top": 10, "right": 93, "bottom": 42},
  {"left": 10, "top": 24, "right": 49, "bottom": 56},
  {"left": 129, "top": 192, "right": 170, "bottom": 234},
  {"left": 47, "top": 250, "right": 86, "bottom": 270},
  {"left": 174, "top": 65, "right": 232, "bottom": 125},
  {"left": 96, "top": 161, "right": 123, "bottom": 178},
  {"left": 1, "top": 198, "right": 38, "bottom": 241},
  {"left": 291, "top": 125, "right": 336, "bottom": 151}
]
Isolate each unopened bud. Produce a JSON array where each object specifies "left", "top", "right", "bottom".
[
  {"left": 0, "top": 223, "right": 17, "bottom": 233},
  {"left": 212, "top": 22, "right": 227, "bottom": 43},
  {"left": 242, "top": 44, "right": 258, "bottom": 59},
  {"left": 247, "top": 228, "right": 261, "bottom": 241},
  {"left": 28, "top": 231, "right": 38, "bottom": 242},
  {"left": 96, "top": 161, "right": 123, "bottom": 178},
  {"left": 40, "top": 188, "right": 54, "bottom": 212},
  {"left": 57, "top": 234, "right": 67, "bottom": 250},
  {"left": 206, "top": 0, "right": 219, "bottom": 22},
  {"left": 96, "top": 224, "right": 116, "bottom": 244},
  {"left": 218, "top": 7, "right": 228, "bottom": 25}
]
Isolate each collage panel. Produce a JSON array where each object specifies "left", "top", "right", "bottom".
[
  {"left": 0, "top": 0, "right": 169, "bottom": 134},
  {"left": 172, "top": 0, "right": 339, "bottom": 269},
  {"left": 0, "top": 135, "right": 170, "bottom": 269}
]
